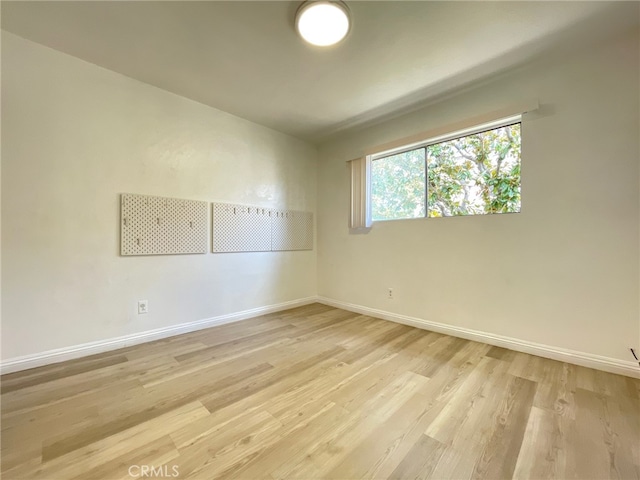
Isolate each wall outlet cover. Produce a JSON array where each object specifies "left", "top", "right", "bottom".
[{"left": 138, "top": 300, "right": 149, "bottom": 315}]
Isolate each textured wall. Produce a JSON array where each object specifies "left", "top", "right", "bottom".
[
  {"left": 1, "top": 32, "right": 318, "bottom": 359},
  {"left": 317, "top": 28, "right": 639, "bottom": 364}
]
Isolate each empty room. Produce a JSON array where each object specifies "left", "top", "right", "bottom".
[{"left": 1, "top": 1, "right": 639, "bottom": 479}]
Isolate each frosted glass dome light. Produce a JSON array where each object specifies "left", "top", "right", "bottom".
[{"left": 296, "top": 1, "right": 351, "bottom": 47}]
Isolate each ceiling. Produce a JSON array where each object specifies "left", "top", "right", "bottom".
[{"left": 2, "top": 1, "right": 638, "bottom": 142}]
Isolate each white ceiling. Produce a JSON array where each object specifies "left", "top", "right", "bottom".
[{"left": 2, "top": 1, "right": 638, "bottom": 142}]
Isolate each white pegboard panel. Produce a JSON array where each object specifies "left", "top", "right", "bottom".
[
  {"left": 271, "top": 210, "right": 314, "bottom": 251},
  {"left": 120, "top": 194, "right": 208, "bottom": 256},
  {"left": 212, "top": 203, "right": 272, "bottom": 252}
]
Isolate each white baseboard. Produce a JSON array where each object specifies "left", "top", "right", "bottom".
[
  {"left": 317, "top": 296, "right": 640, "bottom": 379},
  {"left": 0, "top": 297, "right": 317, "bottom": 375},
  {"left": 4, "top": 295, "right": 638, "bottom": 379}
]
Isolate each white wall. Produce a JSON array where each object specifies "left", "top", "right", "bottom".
[
  {"left": 1, "top": 32, "right": 318, "bottom": 361},
  {"left": 3, "top": 27, "right": 638, "bottom": 373},
  {"left": 317, "top": 28, "right": 639, "bottom": 365}
]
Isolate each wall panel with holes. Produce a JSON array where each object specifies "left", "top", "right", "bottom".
[
  {"left": 211, "top": 202, "right": 313, "bottom": 253},
  {"left": 120, "top": 193, "right": 208, "bottom": 255},
  {"left": 270, "top": 210, "right": 314, "bottom": 251},
  {"left": 211, "top": 203, "right": 272, "bottom": 252}
]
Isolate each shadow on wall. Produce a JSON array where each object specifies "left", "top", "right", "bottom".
[{"left": 316, "top": 3, "right": 638, "bottom": 141}]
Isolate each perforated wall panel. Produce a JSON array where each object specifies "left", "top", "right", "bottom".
[
  {"left": 120, "top": 193, "right": 208, "bottom": 256},
  {"left": 211, "top": 202, "right": 313, "bottom": 253},
  {"left": 271, "top": 210, "right": 314, "bottom": 251},
  {"left": 212, "top": 203, "right": 272, "bottom": 252}
]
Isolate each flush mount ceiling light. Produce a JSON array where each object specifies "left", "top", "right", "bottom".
[{"left": 295, "top": 1, "right": 351, "bottom": 47}]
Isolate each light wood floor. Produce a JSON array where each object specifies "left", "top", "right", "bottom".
[{"left": 2, "top": 304, "right": 639, "bottom": 479}]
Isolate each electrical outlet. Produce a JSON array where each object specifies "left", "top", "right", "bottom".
[
  {"left": 138, "top": 300, "right": 148, "bottom": 315},
  {"left": 387, "top": 288, "right": 393, "bottom": 299}
]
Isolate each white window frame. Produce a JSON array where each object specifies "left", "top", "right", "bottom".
[
  {"left": 349, "top": 102, "right": 538, "bottom": 229},
  {"left": 369, "top": 115, "right": 522, "bottom": 222},
  {"left": 369, "top": 114, "right": 522, "bottom": 162}
]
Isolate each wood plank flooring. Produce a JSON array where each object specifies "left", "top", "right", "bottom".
[{"left": 2, "top": 303, "right": 639, "bottom": 479}]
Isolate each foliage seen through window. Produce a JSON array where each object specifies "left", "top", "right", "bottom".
[{"left": 371, "top": 123, "right": 521, "bottom": 220}]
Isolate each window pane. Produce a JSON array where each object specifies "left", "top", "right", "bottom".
[
  {"left": 371, "top": 148, "right": 426, "bottom": 221},
  {"left": 427, "top": 124, "right": 521, "bottom": 217}
]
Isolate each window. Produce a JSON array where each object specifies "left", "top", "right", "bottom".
[
  {"left": 370, "top": 122, "right": 521, "bottom": 220},
  {"left": 371, "top": 148, "right": 426, "bottom": 221}
]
